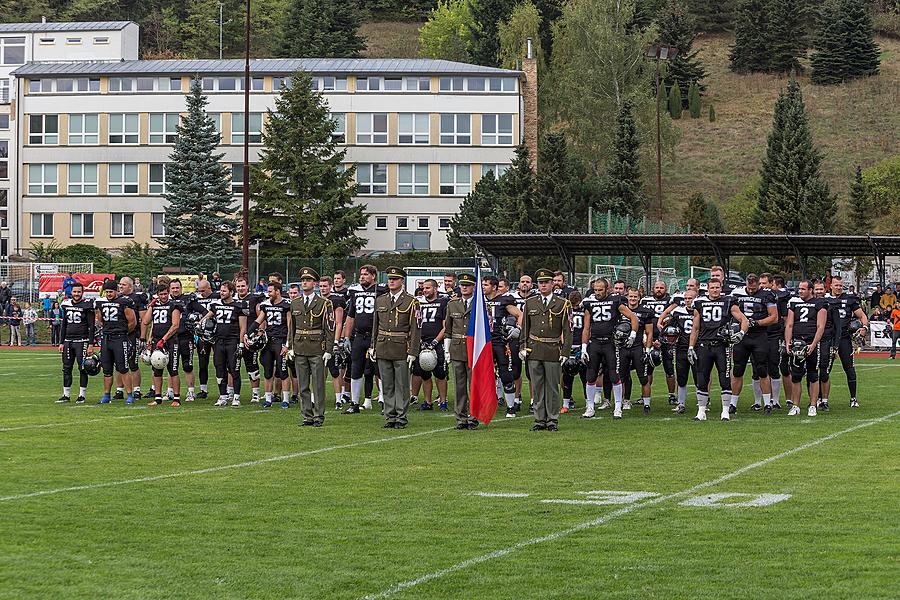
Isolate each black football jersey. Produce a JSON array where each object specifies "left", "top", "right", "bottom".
[
  {"left": 828, "top": 293, "right": 862, "bottom": 337},
  {"left": 60, "top": 298, "right": 96, "bottom": 340},
  {"left": 485, "top": 293, "right": 516, "bottom": 337},
  {"left": 347, "top": 283, "right": 388, "bottom": 333},
  {"left": 210, "top": 299, "right": 245, "bottom": 340},
  {"left": 258, "top": 298, "right": 292, "bottom": 340},
  {"left": 97, "top": 296, "right": 133, "bottom": 338},
  {"left": 124, "top": 292, "right": 148, "bottom": 329},
  {"left": 788, "top": 297, "right": 827, "bottom": 340},
  {"left": 150, "top": 300, "right": 181, "bottom": 339},
  {"left": 170, "top": 293, "right": 193, "bottom": 336},
  {"left": 237, "top": 291, "right": 263, "bottom": 320},
  {"left": 620, "top": 304, "right": 654, "bottom": 343},
  {"left": 571, "top": 303, "right": 585, "bottom": 345},
  {"left": 187, "top": 291, "right": 221, "bottom": 317},
  {"left": 767, "top": 288, "right": 793, "bottom": 339},
  {"left": 694, "top": 296, "right": 734, "bottom": 342},
  {"left": 510, "top": 291, "right": 533, "bottom": 315},
  {"left": 583, "top": 294, "right": 625, "bottom": 339},
  {"left": 416, "top": 295, "right": 448, "bottom": 341},
  {"left": 730, "top": 287, "right": 776, "bottom": 331},
  {"left": 326, "top": 292, "right": 346, "bottom": 315},
  {"left": 670, "top": 305, "right": 694, "bottom": 348}
]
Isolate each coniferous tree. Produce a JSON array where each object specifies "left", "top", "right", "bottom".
[
  {"left": 279, "top": 0, "right": 365, "bottom": 58},
  {"left": 448, "top": 171, "right": 502, "bottom": 253},
  {"left": 468, "top": 0, "right": 518, "bottom": 67},
  {"left": 686, "top": 0, "right": 738, "bottom": 31},
  {"left": 812, "top": 0, "right": 880, "bottom": 84},
  {"left": 658, "top": 0, "right": 707, "bottom": 94},
  {"left": 250, "top": 71, "right": 366, "bottom": 257},
  {"left": 766, "top": 0, "right": 808, "bottom": 73},
  {"left": 755, "top": 78, "right": 836, "bottom": 234},
  {"left": 534, "top": 132, "right": 590, "bottom": 232},
  {"left": 688, "top": 80, "right": 702, "bottom": 117},
  {"left": 491, "top": 143, "right": 537, "bottom": 232},
  {"left": 681, "top": 192, "right": 724, "bottom": 232},
  {"left": 603, "top": 101, "right": 647, "bottom": 218},
  {"left": 847, "top": 165, "right": 875, "bottom": 282},
  {"left": 843, "top": 0, "right": 880, "bottom": 78},
  {"left": 668, "top": 82, "right": 683, "bottom": 118},
  {"left": 708, "top": 103, "right": 716, "bottom": 122},
  {"left": 730, "top": 0, "right": 770, "bottom": 73},
  {"left": 161, "top": 80, "right": 240, "bottom": 268}
]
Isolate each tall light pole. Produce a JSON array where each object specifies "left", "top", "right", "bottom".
[
  {"left": 242, "top": 0, "right": 251, "bottom": 270},
  {"left": 645, "top": 43, "right": 678, "bottom": 219}
]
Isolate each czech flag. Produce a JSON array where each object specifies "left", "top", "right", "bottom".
[{"left": 467, "top": 262, "right": 497, "bottom": 424}]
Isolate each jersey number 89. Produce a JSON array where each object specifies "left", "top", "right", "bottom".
[{"left": 355, "top": 295, "right": 375, "bottom": 314}]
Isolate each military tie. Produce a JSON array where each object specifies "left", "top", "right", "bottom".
[
  {"left": 543, "top": 296, "right": 549, "bottom": 308},
  {"left": 391, "top": 295, "right": 397, "bottom": 309}
]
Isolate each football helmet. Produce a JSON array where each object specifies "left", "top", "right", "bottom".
[
  {"left": 848, "top": 318, "right": 863, "bottom": 336},
  {"left": 662, "top": 324, "right": 680, "bottom": 345},
  {"left": 418, "top": 347, "right": 438, "bottom": 372},
  {"left": 245, "top": 329, "right": 268, "bottom": 353},
  {"left": 140, "top": 347, "right": 153, "bottom": 365},
  {"left": 82, "top": 354, "right": 101, "bottom": 376},
  {"left": 645, "top": 347, "right": 663, "bottom": 367},
  {"left": 150, "top": 349, "right": 169, "bottom": 370},
  {"left": 614, "top": 322, "right": 633, "bottom": 346},
  {"left": 185, "top": 312, "right": 202, "bottom": 333},
  {"left": 197, "top": 318, "right": 217, "bottom": 344},
  {"left": 790, "top": 339, "right": 808, "bottom": 361}
]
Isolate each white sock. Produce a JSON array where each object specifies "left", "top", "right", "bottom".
[
  {"left": 227, "top": 386, "right": 234, "bottom": 395},
  {"left": 822, "top": 397, "right": 829, "bottom": 404},
  {"left": 167, "top": 387, "right": 173, "bottom": 396},
  {"left": 586, "top": 384, "right": 597, "bottom": 409},
  {"left": 752, "top": 379, "right": 762, "bottom": 403},
  {"left": 283, "top": 391, "right": 290, "bottom": 403},
  {"left": 677, "top": 386, "right": 687, "bottom": 406},
  {"left": 723, "top": 396, "right": 731, "bottom": 411},
  {"left": 763, "top": 393, "right": 771, "bottom": 407},
  {"left": 188, "top": 386, "right": 195, "bottom": 396},
  {"left": 730, "top": 394, "right": 739, "bottom": 408},
  {"left": 563, "top": 397, "right": 572, "bottom": 405},
  {"left": 341, "top": 385, "right": 347, "bottom": 394},
  {"left": 504, "top": 392, "right": 515, "bottom": 409},
  {"left": 495, "top": 378, "right": 503, "bottom": 398},
  {"left": 378, "top": 389, "right": 384, "bottom": 403},
  {"left": 79, "top": 387, "right": 87, "bottom": 397},
  {"left": 697, "top": 391, "right": 709, "bottom": 407},
  {"left": 613, "top": 383, "right": 623, "bottom": 410},
  {"left": 133, "top": 386, "right": 141, "bottom": 393},
  {"left": 63, "top": 386, "right": 71, "bottom": 397},
  {"left": 771, "top": 378, "right": 782, "bottom": 403},
  {"left": 642, "top": 396, "right": 650, "bottom": 407},
  {"left": 265, "top": 392, "right": 272, "bottom": 402},
  {"left": 200, "top": 384, "right": 208, "bottom": 392},
  {"left": 252, "top": 388, "right": 259, "bottom": 399},
  {"left": 351, "top": 378, "right": 363, "bottom": 404}
]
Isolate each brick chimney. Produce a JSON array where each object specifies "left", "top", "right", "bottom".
[{"left": 521, "top": 37, "right": 538, "bottom": 171}]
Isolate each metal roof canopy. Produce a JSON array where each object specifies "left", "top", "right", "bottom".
[
  {"left": 0, "top": 21, "right": 133, "bottom": 33},
  {"left": 466, "top": 233, "right": 900, "bottom": 285}
]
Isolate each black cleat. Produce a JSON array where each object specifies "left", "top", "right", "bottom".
[
  {"left": 113, "top": 390, "right": 124, "bottom": 400},
  {"left": 512, "top": 400, "right": 522, "bottom": 413},
  {"left": 291, "top": 394, "right": 298, "bottom": 404},
  {"left": 343, "top": 403, "right": 361, "bottom": 414},
  {"left": 821, "top": 401, "right": 830, "bottom": 412},
  {"left": 772, "top": 401, "right": 782, "bottom": 410},
  {"left": 674, "top": 405, "right": 685, "bottom": 415},
  {"left": 383, "top": 422, "right": 395, "bottom": 428},
  {"left": 531, "top": 423, "right": 547, "bottom": 431},
  {"left": 729, "top": 404, "right": 737, "bottom": 414},
  {"left": 313, "top": 420, "right": 324, "bottom": 427},
  {"left": 132, "top": 390, "right": 142, "bottom": 401},
  {"left": 56, "top": 396, "right": 71, "bottom": 404},
  {"left": 300, "top": 420, "right": 314, "bottom": 426},
  {"left": 467, "top": 421, "right": 479, "bottom": 430},
  {"left": 75, "top": 396, "right": 85, "bottom": 404},
  {"left": 764, "top": 404, "right": 772, "bottom": 416},
  {"left": 395, "top": 423, "right": 407, "bottom": 430},
  {"left": 751, "top": 403, "right": 762, "bottom": 411},
  {"left": 643, "top": 404, "right": 651, "bottom": 415},
  {"left": 455, "top": 422, "right": 469, "bottom": 430},
  {"left": 197, "top": 390, "right": 209, "bottom": 399},
  {"left": 546, "top": 423, "right": 559, "bottom": 431},
  {"left": 668, "top": 394, "right": 677, "bottom": 405}
]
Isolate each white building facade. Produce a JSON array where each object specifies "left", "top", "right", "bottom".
[{"left": 9, "top": 52, "right": 525, "bottom": 257}]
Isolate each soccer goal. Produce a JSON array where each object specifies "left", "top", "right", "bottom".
[
  {"left": 591, "top": 264, "right": 678, "bottom": 292},
  {"left": 690, "top": 266, "right": 712, "bottom": 282}
]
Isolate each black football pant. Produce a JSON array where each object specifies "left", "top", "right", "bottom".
[
  {"left": 732, "top": 331, "right": 769, "bottom": 378},
  {"left": 662, "top": 343, "right": 675, "bottom": 378},
  {"left": 62, "top": 339, "right": 90, "bottom": 388},
  {"left": 674, "top": 346, "right": 696, "bottom": 388},
  {"left": 619, "top": 344, "right": 650, "bottom": 399},
  {"left": 412, "top": 342, "right": 448, "bottom": 380},
  {"left": 197, "top": 340, "right": 213, "bottom": 385},
  {"left": 508, "top": 339, "right": 525, "bottom": 380},
  {"left": 826, "top": 335, "right": 857, "bottom": 398},
  {"left": 695, "top": 342, "right": 731, "bottom": 394},
  {"left": 766, "top": 336, "right": 788, "bottom": 381},
  {"left": 213, "top": 339, "right": 242, "bottom": 396},
  {"left": 492, "top": 340, "right": 515, "bottom": 393},
  {"left": 242, "top": 347, "right": 261, "bottom": 382},
  {"left": 260, "top": 338, "right": 289, "bottom": 381},
  {"left": 175, "top": 335, "right": 194, "bottom": 373},
  {"left": 100, "top": 335, "right": 129, "bottom": 377},
  {"left": 817, "top": 338, "right": 833, "bottom": 385},
  {"left": 586, "top": 339, "right": 620, "bottom": 384},
  {"left": 127, "top": 333, "right": 140, "bottom": 373},
  {"left": 562, "top": 363, "right": 588, "bottom": 400},
  {"left": 350, "top": 331, "right": 377, "bottom": 380},
  {"left": 790, "top": 337, "right": 820, "bottom": 384}
]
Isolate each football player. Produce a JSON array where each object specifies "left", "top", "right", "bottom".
[
  {"left": 580, "top": 278, "right": 638, "bottom": 419},
  {"left": 202, "top": 281, "right": 247, "bottom": 406},
  {"left": 319, "top": 276, "right": 347, "bottom": 408},
  {"left": 641, "top": 281, "right": 677, "bottom": 406},
  {"left": 143, "top": 283, "right": 182, "bottom": 406},
  {"left": 441, "top": 273, "right": 461, "bottom": 300},
  {"left": 821, "top": 275, "right": 868, "bottom": 408},
  {"left": 784, "top": 281, "right": 828, "bottom": 416},
  {"left": 235, "top": 276, "right": 263, "bottom": 403},
  {"left": 759, "top": 273, "right": 792, "bottom": 409},
  {"left": 552, "top": 271, "right": 577, "bottom": 298},
  {"left": 510, "top": 274, "right": 534, "bottom": 410},
  {"left": 412, "top": 279, "right": 449, "bottom": 410},
  {"left": 169, "top": 279, "right": 196, "bottom": 401},
  {"left": 343, "top": 265, "right": 388, "bottom": 413},
  {"left": 248, "top": 281, "right": 292, "bottom": 408},
  {"left": 96, "top": 280, "right": 137, "bottom": 404},
  {"left": 118, "top": 277, "right": 148, "bottom": 402},
  {"left": 660, "top": 289, "right": 698, "bottom": 414},
  {"left": 729, "top": 274, "right": 778, "bottom": 416},
  {"left": 56, "top": 282, "right": 95, "bottom": 404},
  {"left": 617, "top": 287, "right": 655, "bottom": 417},
  {"left": 186, "top": 279, "right": 220, "bottom": 399},
  {"left": 483, "top": 275, "right": 523, "bottom": 418},
  {"left": 561, "top": 290, "right": 588, "bottom": 412}
]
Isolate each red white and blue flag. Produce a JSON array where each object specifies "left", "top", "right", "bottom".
[{"left": 467, "top": 262, "right": 497, "bottom": 424}]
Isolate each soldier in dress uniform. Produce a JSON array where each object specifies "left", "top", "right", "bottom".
[
  {"left": 443, "top": 272, "right": 478, "bottom": 430},
  {"left": 290, "top": 267, "right": 337, "bottom": 427},
  {"left": 520, "top": 268, "right": 573, "bottom": 431},
  {"left": 371, "top": 267, "right": 422, "bottom": 429}
]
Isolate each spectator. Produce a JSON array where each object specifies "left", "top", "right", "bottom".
[
  {"left": 62, "top": 272, "right": 77, "bottom": 299},
  {"left": 871, "top": 306, "right": 885, "bottom": 321},
  {"left": 134, "top": 277, "right": 144, "bottom": 293},
  {"left": 194, "top": 272, "right": 205, "bottom": 288},
  {"left": 50, "top": 301, "right": 63, "bottom": 345},
  {"left": 211, "top": 272, "right": 222, "bottom": 289},
  {"left": 42, "top": 294, "right": 52, "bottom": 318},
  {"left": 255, "top": 278, "right": 266, "bottom": 294},
  {"left": 56, "top": 287, "right": 65, "bottom": 305},
  {"left": 891, "top": 304, "right": 900, "bottom": 359},
  {"left": 23, "top": 302, "right": 37, "bottom": 346},
  {"left": 0, "top": 281, "right": 10, "bottom": 315},
  {"left": 879, "top": 286, "right": 896, "bottom": 311},
  {"left": 7, "top": 297, "right": 22, "bottom": 346},
  {"left": 870, "top": 284, "right": 883, "bottom": 311}
]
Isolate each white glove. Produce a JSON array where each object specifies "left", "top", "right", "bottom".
[
  {"left": 518, "top": 349, "right": 527, "bottom": 361},
  {"left": 368, "top": 348, "right": 376, "bottom": 362},
  {"left": 626, "top": 330, "right": 636, "bottom": 348},
  {"left": 407, "top": 354, "right": 416, "bottom": 368},
  {"left": 559, "top": 355, "right": 567, "bottom": 366},
  {"left": 731, "top": 330, "right": 745, "bottom": 344},
  {"left": 506, "top": 326, "right": 521, "bottom": 340},
  {"left": 287, "top": 349, "right": 295, "bottom": 361},
  {"left": 323, "top": 352, "right": 332, "bottom": 363},
  {"left": 580, "top": 343, "right": 589, "bottom": 364},
  {"left": 687, "top": 346, "right": 697, "bottom": 365}
]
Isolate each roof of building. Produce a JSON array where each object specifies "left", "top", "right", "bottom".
[
  {"left": 12, "top": 58, "right": 523, "bottom": 78},
  {"left": 0, "top": 21, "right": 134, "bottom": 33}
]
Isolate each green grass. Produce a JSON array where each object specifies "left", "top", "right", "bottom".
[{"left": 1, "top": 350, "right": 899, "bottom": 599}]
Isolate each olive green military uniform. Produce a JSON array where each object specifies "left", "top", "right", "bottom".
[
  {"left": 372, "top": 267, "right": 422, "bottom": 428},
  {"left": 522, "top": 269, "right": 573, "bottom": 429},
  {"left": 290, "top": 267, "right": 336, "bottom": 425},
  {"left": 444, "top": 293, "right": 475, "bottom": 427}
]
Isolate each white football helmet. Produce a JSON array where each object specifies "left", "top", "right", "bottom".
[
  {"left": 417, "top": 347, "right": 438, "bottom": 372},
  {"left": 150, "top": 349, "right": 169, "bottom": 370},
  {"left": 140, "top": 347, "right": 153, "bottom": 365}
]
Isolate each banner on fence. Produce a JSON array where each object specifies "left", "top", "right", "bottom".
[
  {"left": 39, "top": 273, "right": 115, "bottom": 299},
  {"left": 869, "top": 321, "right": 893, "bottom": 349},
  {"left": 158, "top": 274, "right": 198, "bottom": 294}
]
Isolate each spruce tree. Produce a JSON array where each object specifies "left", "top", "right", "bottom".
[
  {"left": 448, "top": 171, "right": 502, "bottom": 253},
  {"left": 681, "top": 192, "right": 724, "bottom": 232},
  {"left": 687, "top": 0, "right": 738, "bottom": 31},
  {"left": 709, "top": 104, "right": 716, "bottom": 122},
  {"left": 250, "top": 71, "right": 366, "bottom": 257},
  {"left": 279, "top": 0, "right": 365, "bottom": 58},
  {"left": 843, "top": 0, "right": 880, "bottom": 79},
  {"left": 668, "top": 82, "right": 683, "bottom": 118},
  {"left": 161, "top": 80, "right": 240, "bottom": 269},
  {"left": 534, "top": 132, "right": 589, "bottom": 232},
  {"left": 766, "top": 0, "right": 808, "bottom": 73},
  {"left": 688, "top": 80, "right": 702, "bottom": 117},
  {"left": 756, "top": 78, "right": 836, "bottom": 235},
  {"left": 658, "top": 0, "right": 707, "bottom": 94},
  {"left": 603, "top": 101, "right": 646, "bottom": 218},
  {"left": 730, "top": 0, "right": 769, "bottom": 73},
  {"left": 492, "top": 143, "right": 537, "bottom": 232},
  {"left": 468, "top": 0, "right": 517, "bottom": 67},
  {"left": 848, "top": 165, "right": 875, "bottom": 282},
  {"left": 811, "top": 0, "right": 848, "bottom": 84}
]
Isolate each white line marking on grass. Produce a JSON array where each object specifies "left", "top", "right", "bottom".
[
  {"left": 363, "top": 409, "right": 900, "bottom": 600},
  {"left": 473, "top": 492, "right": 530, "bottom": 498},
  {"left": 0, "top": 406, "right": 220, "bottom": 432},
  {"left": 679, "top": 493, "right": 791, "bottom": 507}
]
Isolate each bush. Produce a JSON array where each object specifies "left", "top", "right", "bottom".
[
  {"left": 688, "top": 80, "right": 702, "bottom": 118},
  {"left": 668, "top": 82, "right": 683, "bottom": 119},
  {"left": 709, "top": 103, "right": 716, "bottom": 122}
]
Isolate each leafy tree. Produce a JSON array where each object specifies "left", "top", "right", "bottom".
[
  {"left": 491, "top": 143, "right": 537, "bottom": 232},
  {"left": 0, "top": 0, "right": 53, "bottom": 23},
  {"left": 812, "top": 0, "right": 880, "bottom": 84},
  {"left": 112, "top": 243, "right": 162, "bottom": 280},
  {"left": 602, "top": 101, "right": 647, "bottom": 218},
  {"left": 182, "top": 0, "right": 245, "bottom": 59},
  {"left": 688, "top": 80, "right": 702, "bottom": 117},
  {"left": 730, "top": 0, "right": 770, "bottom": 73},
  {"left": 448, "top": 171, "right": 502, "bottom": 253},
  {"left": 250, "top": 71, "right": 366, "bottom": 257},
  {"left": 418, "top": 0, "right": 476, "bottom": 62},
  {"left": 667, "top": 82, "right": 683, "bottom": 118},
  {"left": 498, "top": 0, "right": 544, "bottom": 70},
  {"left": 161, "top": 80, "right": 241, "bottom": 268},
  {"left": 862, "top": 155, "right": 900, "bottom": 217},
  {"left": 55, "top": 244, "right": 112, "bottom": 266},
  {"left": 28, "top": 241, "right": 63, "bottom": 263},
  {"left": 657, "top": 0, "right": 706, "bottom": 94},
  {"left": 533, "top": 132, "right": 590, "bottom": 232},
  {"left": 533, "top": 0, "right": 564, "bottom": 61},
  {"left": 279, "top": 0, "right": 365, "bottom": 58},
  {"left": 468, "top": 0, "right": 517, "bottom": 66},
  {"left": 766, "top": 0, "right": 808, "bottom": 73}
]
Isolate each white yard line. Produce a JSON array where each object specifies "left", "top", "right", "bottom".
[
  {"left": 0, "top": 406, "right": 226, "bottom": 432},
  {"left": 363, "top": 409, "right": 900, "bottom": 600}
]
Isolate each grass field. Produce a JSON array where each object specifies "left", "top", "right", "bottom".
[{"left": 1, "top": 349, "right": 898, "bottom": 599}]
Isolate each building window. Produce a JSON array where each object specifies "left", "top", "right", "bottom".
[
  {"left": 93, "top": 37, "right": 110, "bottom": 45},
  {"left": 230, "top": 164, "right": 244, "bottom": 195},
  {"left": 219, "top": 77, "right": 239, "bottom": 91},
  {"left": 490, "top": 77, "right": 517, "bottom": 92},
  {"left": 384, "top": 77, "right": 402, "bottom": 91},
  {"left": 375, "top": 216, "right": 388, "bottom": 230},
  {"left": 397, "top": 216, "right": 409, "bottom": 229},
  {"left": 398, "top": 113, "right": 429, "bottom": 145},
  {"left": 356, "top": 113, "right": 388, "bottom": 144},
  {"left": 28, "top": 115, "right": 59, "bottom": 145},
  {"left": 247, "top": 77, "right": 265, "bottom": 91},
  {"left": 57, "top": 79, "right": 75, "bottom": 92},
  {"left": 208, "top": 112, "right": 221, "bottom": 141},
  {"left": 481, "top": 164, "right": 509, "bottom": 178},
  {"left": 0, "top": 114, "right": 7, "bottom": 130},
  {"left": 0, "top": 79, "right": 9, "bottom": 102},
  {"left": 272, "top": 77, "right": 292, "bottom": 91},
  {"left": 109, "top": 113, "right": 139, "bottom": 144},
  {"left": 68, "top": 164, "right": 98, "bottom": 195},
  {"left": 231, "top": 113, "right": 262, "bottom": 144},
  {"left": 136, "top": 78, "right": 155, "bottom": 91},
  {"left": 108, "top": 164, "right": 139, "bottom": 195},
  {"left": 468, "top": 77, "right": 486, "bottom": 91},
  {"left": 482, "top": 114, "right": 514, "bottom": 145},
  {"left": 0, "top": 37, "right": 25, "bottom": 66},
  {"left": 0, "top": 190, "right": 7, "bottom": 228},
  {"left": 57, "top": 78, "right": 99, "bottom": 93},
  {"left": 330, "top": 113, "right": 346, "bottom": 144},
  {"left": 438, "top": 216, "right": 451, "bottom": 230},
  {"left": 168, "top": 78, "right": 183, "bottom": 92},
  {"left": 405, "top": 77, "right": 431, "bottom": 91},
  {"left": 439, "top": 164, "right": 470, "bottom": 196},
  {"left": 39, "top": 37, "right": 55, "bottom": 45},
  {"left": 356, "top": 77, "right": 381, "bottom": 91},
  {"left": 29, "top": 79, "right": 53, "bottom": 93},
  {"left": 111, "top": 213, "right": 135, "bottom": 237},
  {"left": 357, "top": 163, "right": 387, "bottom": 195},
  {"left": 0, "top": 140, "right": 7, "bottom": 179},
  {"left": 66, "top": 37, "right": 83, "bottom": 45},
  {"left": 71, "top": 213, "right": 94, "bottom": 237},
  {"left": 28, "top": 164, "right": 58, "bottom": 195},
  {"left": 69, "top": 114, "right": 99, "bottom": 144},
  {"left": 312, "top": 77, "right": 346, "bottom": 91},
  {"left": 151, "top": 213, "right": 167, "bottom": 237},
  {"left": 418, "top": 216, "right": 430, "bottom": 229},
  {"left": 149, "top": 164, "right": 169, "bottom": 195},
  {"left": 398, "top": 164, "right": 429, "bottom": 195},
  {"left": 31, "top": 213, "right": 53, "bottom": 237},
  {"left": 439, "top": 77, "right": 464, "bottom": 92},
  {"left": 150, "top": 113, "right": 180, "bottom": 144},
  {"left": 440, "top": 114, "right": 471, "bottom": 145},
  {"left": 108, "top": 77, "right": 135, "bottom": 92}
]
